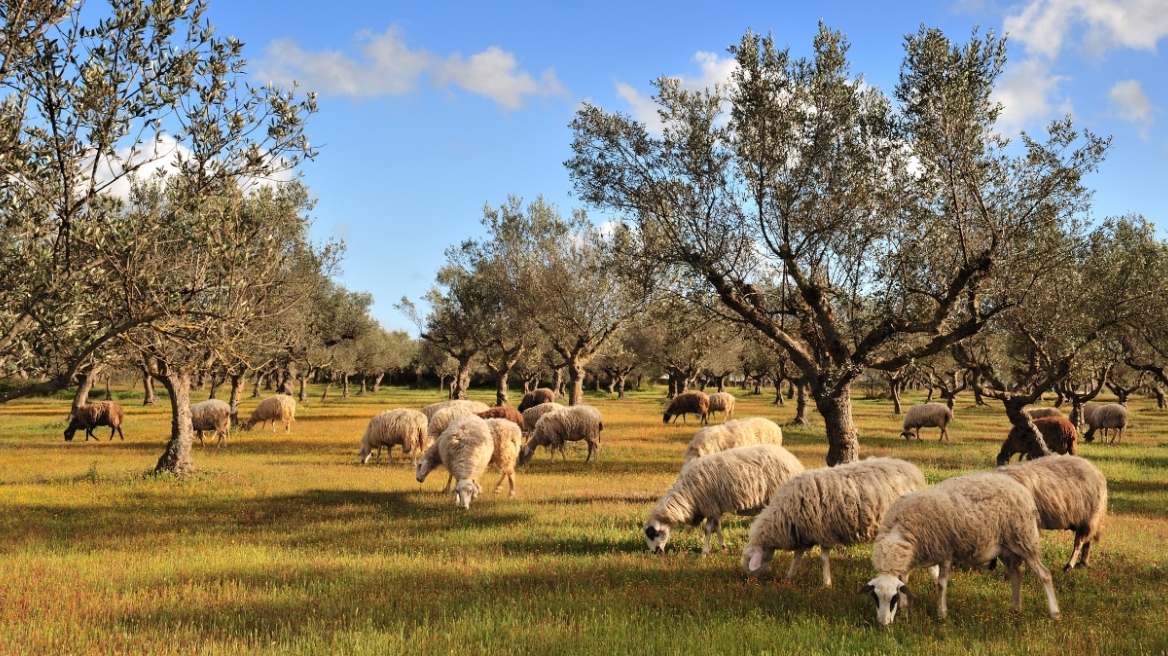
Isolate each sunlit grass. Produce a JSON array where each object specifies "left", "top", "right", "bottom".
[{"left": 1, "top": 384, "right": 1166, "bottom": 654}]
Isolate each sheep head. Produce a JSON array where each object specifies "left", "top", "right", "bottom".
[
  {"left": 643, "top": 521, "right": 671, "bottom": 554},
  {"left": 741, "top": 544, "right": 775, "bottom": 577},
  {"left": 453, "top": 480, "right": 478, "bottom": 509},
  {"left": 863, "top": 574, "right": 913, "bottom": 626},
  {"left": 517, "top": 444, "right": 535, "bottom": 465}
]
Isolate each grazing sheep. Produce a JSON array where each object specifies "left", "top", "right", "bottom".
[
  {"left": 900, "top": 403, "right": 953, "bottom": 442},
  {"left": 707, "top": 392, "right": 737, "bottom": 421},
  {"left": 644, "top": 444, "right": 805, "bottom": 555},
  {"left": 996, "top": 417, "right": 1078, "bottom": 465},
  {"left": 476, "top": 406, "right": 526, "bottom": 431},
  {"left": 1025, "top": 407, "right": 1063, "bottom": 419},
  {"left": 864, "top": 471, "right": 1060, "bottom": 625},
  {"left": 420, "top": 399, "right": 485, "bottom": 421},
  {"left": 684, "top": 417, "right": 783, "bottom": 463},
  {"left": 518, "top": 405, "right": 604, "bottom": 465},
  {"left": 663, "top": 391, "right": 710, "bottom": 425},
  {"left": 191, "top": 399, "right": 231, "bottom": 447},
  {"left": 521, "top": 402, "right": 563, "bottom": 434},
  {"left": 64, "top": 401, "right": 125, "bottom": 442},
  {"left": 359, "top": 409, "right": 428, "bottom": 466},
  {"left": 428, "top": 401, "right": 490, "bottom": 442},
  {"left": 416, "top": 415, "right": 494, "bottom": 509},
  {"left": 742, "top": 458, "right": 926, "bottom": 587},
  {"left": 484, "top": 418, "right": 524, "bottom": 496},
  {"left": 996, "top": 455, "right": 1108, "bottom": 571},
  {"left": 1083, "top": 403, "right": 1129, "bottom": 444},
  {"left": 517, "top": 388, "right": 556, "bottom": 412},
  {"left": 243, "top": 395, "right": 296, "bottom": 432}
]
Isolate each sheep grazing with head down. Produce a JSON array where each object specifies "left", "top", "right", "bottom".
[
  {"left": 706, "top": 392, "right": 736, "bottom": 422},
  {"left": 996, "top": 417, "right": 1078, "bottom": 465},
  {"left": 742, "top": 458, "right": 926, "bottom": 587},
  {"left": 865, "top": 471, "right": 1060, "bottom": 625},
  {"left": 517, "top": 388, "right": 556, "bottom": 412},
  {"left": 644, "top": 444, "right": 804, "bottom": 555},
  {"left": 663, "top": 391, "right": 709, "bottom": 425},
  {"left": 416, "top": 415, "right": 494, "bottom": 509},
  {"left": 427, "top": 401, "right": 490, "bottom": 442},
  {"left": 684, "top": 417, "right": 783, "bottom": 463},
  {"left": 476, "top": 406, "right": 525, "bottom": 431},
  {"left": 191, "top": 399, "right": 231, "bottom": 447},
  {"left": 484, "top": 418, "right": 524, "bottom": 496},
  {"left": 521, "top": 402, "right": 563, "bottom": 435},
  {"left": 1083, "top": 403, "right": 1129, "bottom": 444},
  {"left": 359, "top": 409, "right": 428, "bottom": 465},
  {"left": 900, "top": 403, "right": 954, "bottom": 442},
  {"left": 518, "top": 404, "right": 603, "bottom": 464},
  {"left": 420, "top": 399, "right": 485, "bottom": 421},
  {"left": 1025, "top": 407, "right": 1062, "bottom": 420},
  {"left": 996, "top": 455, "right": 1108, "bottom": 570},
  {"left": 243, "top": 395, "right": 296, "bottom": 432},
  {"left": 64, "top": 401, "right": 126, "bottom": 442}
]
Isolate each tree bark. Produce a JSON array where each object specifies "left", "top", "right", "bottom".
[
  {"left": 228, "top": 373, "right": 244, "bottom": 426},
  {"left": 262, "top": 371, "right": 273, "bottom": 392},
  {"left": 616, "top": 374, "right": 628, "bottom": 399},
  {"left": 716, "top": 374, "right": 728, "bottom": 393},
  {"left": 358, "top": 376, "right": 367, "bottom": 395},
  {"left": 752, "top": 376, "right": 763, "bottom": 395},
  {"left": 208, "top": 372, "right": 224, "bottom": 399},
  {"left": 71, "top": 366, "right": 103, "bottom": 419},
  {"left": 278, "top": 365, "right": 295, "bottom": 395},
  {"left": 772, "top": 377, "right": 785, "bottom": 406},
  {"left": 141, "top": 365, "right": 157, "bottom": 405},
  {"left": 553, "top": 367, "right": 565, "bottom": 398},
  {"left": 342, "top": 372, "right": 350, "bottom": 398},
  {"left": 996, "top": 397, "right": 1053, "bottom": 465},
  {"left": 789, "top": 379, "right": 810, "bottom": 427},
  {"left": 104, "top": 374, "right": 113, "bottom": 400},
  {"left": 494, "top": 368, "right": 511, "bottom": 407},
  {"left": 321, "top": 378, "right": 333, "bottom": 402},
  {"left": 298, "top": 376, "right": 309, "bottom": 403},
  {"left": 1154, "top": 383, "right": 1167, "bottom": 410},
  {"left": 372, "top": 373, "right": 384, "bottom": 394},
  {"left": 155, "top": 367, "right": 196, "bottom": 474},
  {"left": 816, "top": 386, "right": 859, "bottom": 466},
  {"left": 567, "top": 360, "right": 586, "bottom": 406},
  {"left": 890, "top": 380, "right": 903, "bottom": 415},
  {"left": 451, "top": 356, "right": 473, "bottom": 400}
]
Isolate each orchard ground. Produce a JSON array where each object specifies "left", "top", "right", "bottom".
[{"left": 1, "top": 385, "right": 1166, "bottom": 655}]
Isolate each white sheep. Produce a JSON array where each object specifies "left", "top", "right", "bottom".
[
  {"left": 742, "top": 457, "right": 926, "bottom": 587},
  {"left": 191, "top": 399, "right": 231, "bottom": 447},
  {"left": 243, "top": 395, "right": 296, "bottom": 433},
  {"left": 864, "top": 471, "right": 1060, "bottom": 625},
  {"left": 706, "top": 392, "right": 737, "bottom": 421},
  {"left": 900, "top": 403, "right": 953, "bottom": 442},
  {"left": 427, "top": 401, "right": 490, "bottom": 442},
  {"left": 518, "top": 405, "right": 603, "bottom": 464},
  {"left": 1083, "top": 403, "right": 1129, "bottom": 444},
  {"left": 521, "top": 402, "right": 564, "bottom": 435},
  {"left": 644, "top": 444, "right": 805, "bottom": 555},
  {"left": 420, "top": 399, "right": 486, "bottom": 420},
  {"left": 684, "top": 417, "right": 783, "bottom": 463},
  {"left": 484, "top": 417, "right": 524, "bottom": 496},
  {"left": 996, "top": 455, "right": 1108, "bottom": 570},
  {"left": 358, "top": 409, "right": 428, "bottom": 466},
  {"left": 1025, "top": 407, "right": 1063, "bottom": 419},
  {"left": 415, "top": 415, "right": 494, "bottom": 509}
]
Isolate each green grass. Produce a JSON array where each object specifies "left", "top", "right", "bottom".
[{"left": 1, "top": 385, "right": 1167, "bottom": 655}]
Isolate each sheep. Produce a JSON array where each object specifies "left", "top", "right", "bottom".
[
  {"left": 742, "top": 458, "right": 926, "bottom": 587},
  {"left": 1083, "top": 403, "right": 1129, "bottom": 444},
  {"left": 996, "top": 455, "right": 1108, "bottom": 571},
  {"left": 644, "top": 444, "right": 805, "bottom": 555},
  {"left": 64, "top": 401, "right": 125, "bottom": 442},
  {"left": 996, "top": 417, "right": 1078, "bottom": 465},
  {"left": 864, "top": 471, "right": 1060, "bottom": 625},
  {"left": 358, "top": 409, "right": 428, "bottom": 466},
  {"left": 900, "top": 403, "right": 953, "bottom": 442},
  {"left": 521, "top": 402, "right": 563, "bottom": 434},
  {"left": 1025, "top": 407, "right": 1063, "bottom": 419},
  {"left": 415, "top": 415, "right": 494, "bottom": 509},
  {"left": 663, "top": 391, "right": 710, "bottom": 425},
  {"left": 420, "top": 399, "right": 485, "bottom": 421},
  {"left": 484, "top": 418, "right": 524, "bottom": 496},
  {"left": 243, "top": 395, "right": 296, "bottom": 432},
  {"left": 684, "top": 417, "right": 783, "bottom": 463},
  {"left": 706, "top": 392, "right": 736, "bottom": 421},
  {"left": 191, "top": 399, "right": 231, "bottom": 447},
  {"left": 476, "top": 406, "right": 526, "bottom": 431},
  {"left": 517, "top": 388, "right": 556, "bottom": 412},
  {"left": 518, "top": 404, "right": 603, "bottom": 465},
  {"left": 427, "top": 401, "right": 490, "bottom": 442}
]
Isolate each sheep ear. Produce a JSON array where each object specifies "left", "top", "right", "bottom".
[
  {"left": 859, "top": 584, "right": 875, "bottom": 595},
  {"left": 898, "top": 585, "right": 917, "bottom": 600},
  {"left": 644, "top": 526, "right": 658, "bottom": 540}
]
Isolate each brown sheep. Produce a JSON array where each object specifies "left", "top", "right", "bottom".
[
  {"left": 64, "top": 402, "right": 126, "bottom": 442},
  {"left": 995, "top": 417, "right": 1077, "bottom": 465},
  {"left": 477, "top": 406, "right": 526, "bottom": 431},
  {"left": 663, "top": 391, "right": 710, "bottom": 425},
  {"left": 517, "top": 388, "right": 556, "bottom": 412}
]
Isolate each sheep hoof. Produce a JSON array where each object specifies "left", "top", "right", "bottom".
[{"left": 1051, "top": 612, "right": 1061, "bottom": 621}]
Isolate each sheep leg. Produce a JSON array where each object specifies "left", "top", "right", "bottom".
[
  {"left": 1024, "top": 554, "right": 1060, "bottom": 619},
  {"left": 701, "top": 519, "right": 718, "bottom": 555},
  {"left": 784, "top": 549, "right": 805, "bottom": 580},
  {"left": 819, "top": 547, "right": 833, "bottom": 587},
  {"left": 442, "top": 474, "right": 453, "bottom": 493},
  {"left": 936, "top": 561, "right": 951, "bottom": 619},
  {"left": 507, "top": 474, "right": 516, "bottom": 497},
  {"left": 1001, "top": 551, "right": 1023, "bottom": 612},
  {"left": 1066, "top": 531, "right": 1089, "bottom": 571},
  {"left": 494, "top": 472, "right": 508, "bottom": 493}
]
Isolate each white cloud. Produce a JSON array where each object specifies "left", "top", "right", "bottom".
[
  {"left": 256, "top": 26, "right": 565, "bottom": 110},
  {"left": 615, "top": 81, "right": 664, "bottom": 133},
  {"left": 1005, "top": 0, "right": 1168, "bottom": 59},
  {"left": 614, "top": 51, "right": 738, "bottom": 134},
  {"left": 93, "top": 134, "right": 191, "bottom": 200},
  {"left": 993, "top": 58, "right": 1069, "bottom": 132},
  {"left": 1109, "top": 79, "right": 1154, "bottom": 132}
]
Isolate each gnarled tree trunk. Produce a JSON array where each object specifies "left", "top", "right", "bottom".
[
  {"left": 141, "top": 365, "right": 157, "bottom": 406},
  {"left": 71, "top": 366, "right": 103, "bottom": 419},
  {"left": 228, "top": 373, "right": 244, "bottom": 426},
  {"left": 567, "top": 360, "right": 586, "bottom": 406},
  {"left": 155, "top": 367, "right": 196, "bottom": 474},
  {"left": 372, "top": 373, "right": 384, "bottom": 394},
  {"left": 816, "top": 385, "right": 859, "bottom": 466},
  {"left": 789, "top": 379, "right": 809, "bottom": 427}
]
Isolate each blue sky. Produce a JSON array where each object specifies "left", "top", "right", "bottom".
[{"left": 203, "top": 0, "right": 1168, "bottom": 331}]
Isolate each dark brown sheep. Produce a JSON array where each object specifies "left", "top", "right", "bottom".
[
  {"left": 995, "top": 417, "right": 1077, "bottom": 465},
  {"left": 663, "top": 391, "right": 710, "bottom": 425},
  {"left": 64, "top": 401, "right": 125, "bottom": 442},
  {"left": 476, "top": 406, "right": 526, "bottom": 431},
  {"left": 517, "top": 388, "right": 555, "bottom": 413}
]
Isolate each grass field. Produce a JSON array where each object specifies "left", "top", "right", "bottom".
[{"left": 1, "top": 384, "right": 1167, "bottom": 655}]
